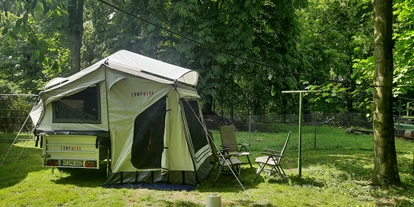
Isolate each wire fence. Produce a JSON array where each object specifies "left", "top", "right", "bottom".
[
  {"left": 0, "top": 95, "right": 36, "bottom": 134},
  {"left": 1, "top": 92, "right": 413, "bottom": 136},
  {"left": 204, "top": 113, "right": 373, "bottom": 132}
]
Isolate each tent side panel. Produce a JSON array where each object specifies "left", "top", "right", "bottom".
[
  {"left": 163, "top": 88, "right": 193, "bottom": 171},
  {"left": 107, "top": 71, "right": 169, "bottom": 173},
  {"left": 180, "top": 99, "right": 213, "bottom": 181}
]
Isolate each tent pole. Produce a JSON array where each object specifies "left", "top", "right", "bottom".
[{"left": 104, "top": 67, "right": 112, "bottom": 181}]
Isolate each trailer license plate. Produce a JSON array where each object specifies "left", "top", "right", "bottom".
[{"left": 61, "top": 160, "right": 83, "bottom": 167}]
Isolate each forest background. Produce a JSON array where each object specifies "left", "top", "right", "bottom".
[{"left": 0, "top": 0, "right": 413, "bottom": 118}]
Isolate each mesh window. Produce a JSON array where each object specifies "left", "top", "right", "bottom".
[
  {"left": 182, "top": 99, "right": 207, "bottom": 153},
  {"left": 52, "top": 85, "right": 100, "bottom": 123}
]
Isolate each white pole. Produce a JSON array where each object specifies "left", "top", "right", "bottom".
[{"left": 206, "top": 194, "right": 222, "bottom": 207}]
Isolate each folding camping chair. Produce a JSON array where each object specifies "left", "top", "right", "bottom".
[
  {"left": 219, "top": 125, "right": 253, "bottom": 168},
  {"left": 207, "top": 131, "right": 243, "bottom": 187},
  {"left": 254, "top": 131, "right": 292, "bottom": 181}
]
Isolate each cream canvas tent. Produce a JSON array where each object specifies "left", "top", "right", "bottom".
[{"left": 30, "top": 50, "right": 213, "bottom": 187}]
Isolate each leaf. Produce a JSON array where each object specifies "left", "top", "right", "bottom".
[
  {"left": 29, "top": 33, "right": 38, "bottom": 47},
  {"left": 39, "top": 40, "right": 48, "bottom": 53},
  {"left": 22, "top": 12, "right": 28, "bottom": 24},
  {"left": 325, "top": 98, "right": 333, "bottom": 103},
  {"left": 30, "top": 51, "right": 40, "bottom": 61},
  {"left": 52, "top": 61, "right": 59, "bottom": 70},
  {"left": 1, "top": 27, "right": 8, "bottom": 35},
  {"left": 13, "top": 25, "right": 21, "bottom": 35},
  {"left": 366, "top": 87, "right": 375, "bottom": 93},
  {"left": 38, "top": 52, "right": 45, "bottom": 62},
  {"left": 32, "top": 0, "right": 38, "bottom": 10},
  {"left": 15, "top": 19, "right": 23, "bottom": 27},
  {"left": 34, "top": 0, "right": 44, "bottom": 15},
  {"left": 42, "top": 0, "right": 50, "bottom": 14},
  {"left": 8, "top": 30, "right": 18, "bottom": 39}
]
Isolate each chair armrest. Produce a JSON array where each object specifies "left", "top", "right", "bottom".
[
  {"left": 263, "top": 148, "right": 281, "bottom": 153},
  {"left": 260, "top": 152, "right": 274, "bottom": 156},
  {"left": 260, "top": 151, "right": 283, "bottom": 158},
  {"left": 220, "top": 145, "right": 232, "bottom": 154},
  {"left": 220, "top": 153, "right": 233, "bottom": 159},
  {"left": 238, "top": 143, "right": 251, "bottom": 153}
]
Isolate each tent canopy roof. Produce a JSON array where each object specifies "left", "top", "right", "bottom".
[{"left": 45, "top": 50, "right": 199, "bottom": 91}]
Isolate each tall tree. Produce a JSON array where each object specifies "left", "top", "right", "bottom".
[
  {"left": 393, "top": 0, "right": 414, "bottom": 95},
  {"left": 84, "top": 0, "right": 300, "bottom": 115},
  {"left": 68, "top": 0, "right": 84, "bottom": 74},
  {"left": 372, "top": 0, "right": 401, "bottom": 186},
  {"left": 297, "top": 0, "right": 373, "bottom": 113},
  {"left": 0, "top": 1, "right": 70, "bottom": 92}
]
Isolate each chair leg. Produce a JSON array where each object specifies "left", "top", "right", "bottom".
[
  {"left": 212, "top": 165, "right": 223, "bottom": 187},
  {"left": 277, "top": 164, "right": 286, "bottom": 177},
  {"left": 206, "top": 163, "right": 217, "bottom": 180},
  {"left": 254, "top": 163, "right": 265, "bottom": 182},
  {"left": 246, "top": 155, "right": 253, "bottom": 168},
  {"left": 272, "top": 166, "right": 281, "bottom": 177},
  {"left": 233, "top": 164, "right": 241, "bottom": 176}
]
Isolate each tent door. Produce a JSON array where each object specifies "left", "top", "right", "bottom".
[{"left": 131, "top": 96, "right": 167, "bottom": 169}]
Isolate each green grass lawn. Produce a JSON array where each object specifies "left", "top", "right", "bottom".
[{"left": 1, "top": 126, "right": 414, "bottom": 206}]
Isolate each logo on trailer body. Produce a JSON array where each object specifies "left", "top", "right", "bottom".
[
  {"left": 61, "top": 146, "right": 82, "bottom": 151},
  {"left": 131, "top": 91, "right": 155, "bottom": 97}
]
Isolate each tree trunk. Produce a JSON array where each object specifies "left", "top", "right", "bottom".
[
  {"left": 68, "top": 0, "right": 84, "bottom": 74},
  {"left": 372, "top": 0, "right": 401, "bottom": 186}
]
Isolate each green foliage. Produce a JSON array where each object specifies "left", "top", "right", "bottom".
[
  {"left": 0, "top": 0, "right": 70, "bottom": 93},
  {"left": 1, "top": 0, "right": 414, "bottom": 116},
  {"left": 394, "top": 0, "right": 414, "bottom": 95},
  {"left": 81, "top": 0, "right": 300, "bottom": 116},
  {"left": 297, "top": 0, "right": 373, "bottom": 113}
]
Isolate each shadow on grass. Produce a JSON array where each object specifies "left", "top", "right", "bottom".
[
  {"left": 0, "top": 141, "right": 43, "bottom": 189},
  {"left": 281, "top": 146, "right": 374, "bottom": 181},
  {"left": 280, "top": 137, "right": 414, "bottom": 206},
  {"left": 234, "top": 200, "right": 277, "bottom": 207},
  {"left": 160, "top": 200, "right": 200, "bottom": 207},
  {"left": 197, "top": 166, "right": 260, "bottom": 193},
  {"left": 366, "top": 157, "right": 414, "bottom": 206},
  {"left": 266, "top": 175, "right": 325, "bottom": 187},
  {"left": 52, "top": 164, "right": 108, "bottom": 187}
]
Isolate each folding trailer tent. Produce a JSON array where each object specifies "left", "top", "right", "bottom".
[{"left": 29, "top": 50, "right": 213, "bottom": 187}]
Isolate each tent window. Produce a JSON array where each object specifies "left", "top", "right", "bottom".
[
  {"left": 182, "top": 99, "right": 207, "bottom": 153},
  {"left": 52, "top": 85, "right": 101, "bottom": 124},
  {"left": 131, "top": 96, "right": 166, "bottom": 169}
]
